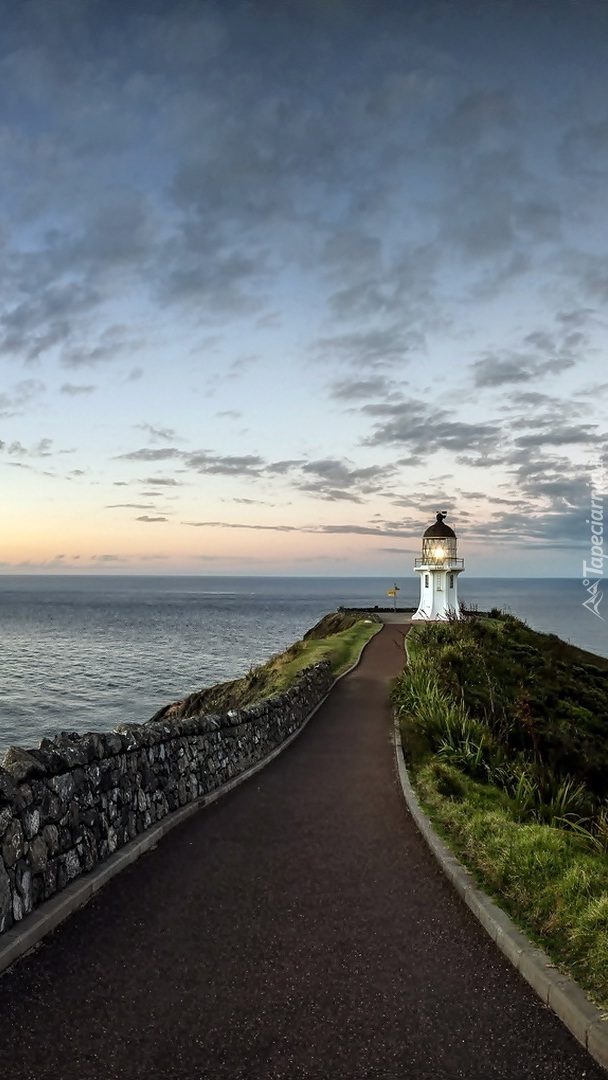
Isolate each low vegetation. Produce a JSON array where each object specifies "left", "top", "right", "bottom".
[
  {"left": 392, "top": 612, "right": 608, "bottom": 1006},
  {"left": 152, "top": 611, "right": 380, "bottom": 721}
]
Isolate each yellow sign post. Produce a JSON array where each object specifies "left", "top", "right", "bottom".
[{"left": 386, "top": 583, "right": 400, "bottom": 610}]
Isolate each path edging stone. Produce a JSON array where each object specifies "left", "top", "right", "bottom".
[
  {"left": 0, "top": 625, "right": 380, "bottom": 979},
  {"left": 393, "top": 717, "right": 608, "bottom": 1072}
]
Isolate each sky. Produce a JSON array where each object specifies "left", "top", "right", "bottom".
[{"left": 1, "top": 0, "right": 607, "bottom": 577}]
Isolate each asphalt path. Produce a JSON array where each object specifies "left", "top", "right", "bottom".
[{"left": 0, "top": 624, "right": 603, "bottom": 1079}]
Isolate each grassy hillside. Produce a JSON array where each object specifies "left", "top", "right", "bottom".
[
  {"left": 392, "top": 612, "right": 608, "bottom": 1006},
  {"left": 151, "top": 611, "right": 380, "bottom": 722},
  {"left": 399, "top": 612, "right": 608, "bottom": 806}
]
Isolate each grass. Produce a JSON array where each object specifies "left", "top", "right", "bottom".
[
  {"left": 392, "top": 612, "right": 608, "bottom": 1007},
  {"left": 151, "top": 611, "right": 381, "bottom": 721},
  {"left": 415, "top": 760, "right": 608, "bottom": 1006}
]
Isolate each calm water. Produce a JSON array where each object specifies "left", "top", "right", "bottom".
[{"left": 0, "top": 575, "right": 606, "bottom": 755}]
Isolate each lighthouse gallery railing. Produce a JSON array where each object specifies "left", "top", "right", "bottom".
[{"left": 414, "top": 557, "right": 465, "bottom": 568}]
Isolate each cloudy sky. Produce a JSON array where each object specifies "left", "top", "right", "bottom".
[{"left": 1, "top": 0, "right": 607, "bottom": 576}]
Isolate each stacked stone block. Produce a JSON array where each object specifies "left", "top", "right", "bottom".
[{"left": 0, "top": 662, "right": 333, "bottom": 935}]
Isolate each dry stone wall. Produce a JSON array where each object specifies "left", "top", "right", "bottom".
[{"left": 0, "top": 662, "right": 334, "bottom": 935}]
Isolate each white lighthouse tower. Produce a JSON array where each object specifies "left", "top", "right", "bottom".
[{"left": 412, "top": 512, "right": 465, "bottom": 621}]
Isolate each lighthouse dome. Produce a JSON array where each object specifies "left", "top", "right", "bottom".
[{"left": 423, "top": 512, "right": 456, "bottom": 538}]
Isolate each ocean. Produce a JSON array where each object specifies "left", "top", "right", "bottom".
[{"left": 0, "top": 575, "right": 606, "bottom": 756}]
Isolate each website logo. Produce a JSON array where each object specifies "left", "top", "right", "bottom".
[{"left": 582, "top": 483, "right": 605, "bottom": 621}]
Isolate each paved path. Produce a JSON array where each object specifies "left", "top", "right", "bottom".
[{"left": 0, "top": 625, "right": 603, "bottom": 1079}]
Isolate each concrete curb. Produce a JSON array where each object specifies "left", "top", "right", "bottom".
[
  {"left": 0, "top": 624, "right": 380, "bottom": 979},
  {"left": 393, "top": 718, "right": 608, "bottom": 1072}
]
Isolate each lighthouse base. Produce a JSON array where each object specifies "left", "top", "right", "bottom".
[{"left": 413, "top": 566, "right": 463, "bottom": 621}]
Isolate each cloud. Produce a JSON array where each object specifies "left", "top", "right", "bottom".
[
  {"left": 182, "top": 518, "right": 421, "bottom": 539},
  {"left": 162, "top": 262, "right": 267, "bottom": 315},
  {"left": 329, "top": 375, "right": 397, "bottom": 401},
  {"left": 469, "top": 503, "right": 592, "bottom": 548},
  {"left": 318, "top": 523, "right": 416, "bottom": 537},
  {"left": 118, "top": 447, "right": 184, "bottom": 462},
  {"left": 118, "top": 447, "right": 265, "bottom": 478},
  {"left": 322, "top": 231, "right": 382, "bottom": 281},
  {"left": 557, "top": 252, "right": 608, "bottom": 305},
  {"left": 465, "top": 250, "right": 531, "bottom": 300},
  {"left": 296, "top": 458, "right": 396, "bottom": 501},
  {"left": 0, "top": 283, "right": 100, "bottom": 364},
  {"left": 1, "top": 437, "right": 53, "bottom": 458},
  {"left": 0, "top": 378, "right": 45, "bottom": 415},
  {"left": 430, "top": 89, "right": 517, "bottom": 151},
  {"left": 185, "top": 452, "right": 265, "bottom": 476},
  {"left": 120, "top": 447, "right": 398, "bottom": 503},
  {"left": 266, "top": 459, "right": 305, "bottom": 475},
  {"left": 362, "top": 397, "right": 500, "bottom": 460},
  {"left": 184, "top": 520, "right": 299, "bottom": 533},
  {"left": 472, "top": 353, "right": 575, "bottom": 388},
  {"left": 319, "top": 237, "right": 439, "bottom": 324},
  {"left": 136, "top": 515, "right": 167, "bottom": 522},
  {"left": 514, "top": 200, "right": 561, "bottom": 241},
  {"left": 505, "top": 391, "right": 555, "bottom": 408},
  {"left": 315, "top": 325, "right": 424, "bottom": 369},
  {"left": 2, "top": 438, "right": 26, "bottom": 455},
  {"left": 470, "top": 320, "right": 588, "bottom": 389},
  {"left": 424, "top": 89, "right": 562, "bottom": 274},
  {"left": 513, "top": 425, "right": 599, "bottom": 449},
  {"left": 555, "top": 308, "right": 597, "bottom": 329},
  {"left": 61, "top": 325, "right": 141, "bottom": 368},
  {"left": 139, "top": 476, "right": 182, "bottom": 486},
  {"left": 559, "top": 118, "right": 608, "bottom": 177},
  {"left": 431, "top": 151, "right": 527, "bottom": 260},
  {"left": 66, "top": 189, "right": 155, "bottom": 271},
  {"left": 136, "top": 423, "right": 179, "bottom": 443},
  {"left": 60, "top": 382, "right": 96, "bottom": 395}
]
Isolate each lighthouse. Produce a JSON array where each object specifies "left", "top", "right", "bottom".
[{"left": 412, "top": 512, "right": 465, "bottom": 621}]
